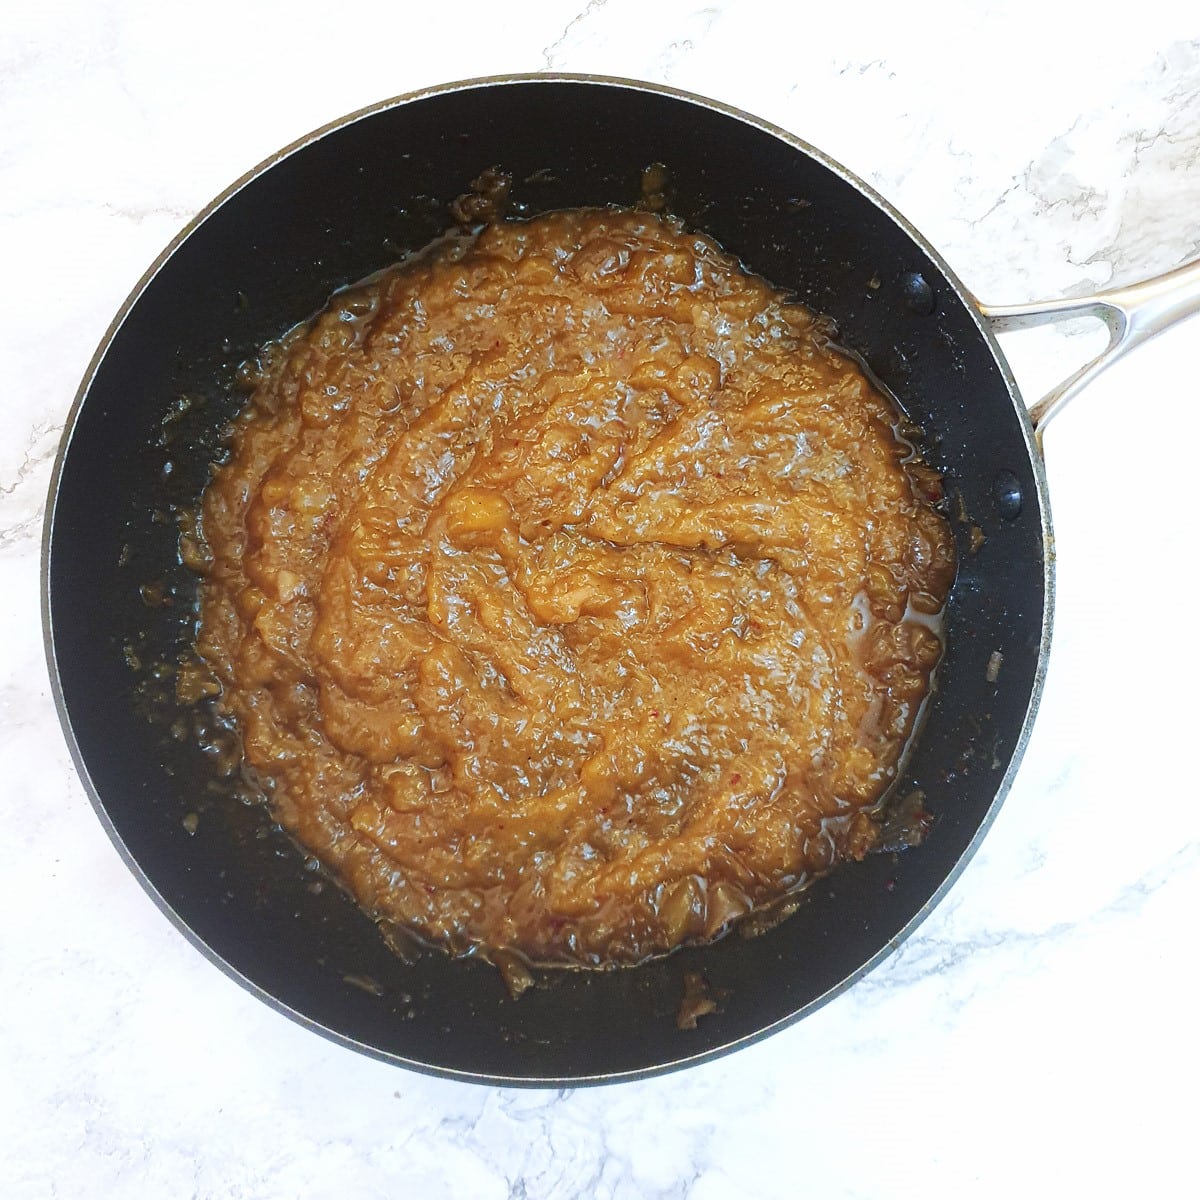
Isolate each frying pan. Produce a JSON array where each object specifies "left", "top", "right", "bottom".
[{"left": 42, "top": 75, "right": 1200, "bottom": 1085}]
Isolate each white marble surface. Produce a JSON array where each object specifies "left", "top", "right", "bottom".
[{"left": 3, "top": 2, "right": 1199, "bottom": 1195}]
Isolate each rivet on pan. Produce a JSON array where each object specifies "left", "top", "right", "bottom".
[
  {"left": 900, "top": 272, "right": 935, "bottom": 315},
  {"left": 992, "top": 469, "right": 1022, "bottom": 519}
]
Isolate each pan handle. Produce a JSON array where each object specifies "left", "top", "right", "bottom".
[{"left": 977, "top": 257, "right": 1200, "bottom": 441}]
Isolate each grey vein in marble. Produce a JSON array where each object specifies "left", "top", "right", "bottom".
[{"left": 543, "top": 0, "right": 611, "bottom": 69}]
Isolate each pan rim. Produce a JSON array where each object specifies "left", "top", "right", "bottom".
[{"left": 41, "top": 71, "right": 1055, "bottom": 1087}]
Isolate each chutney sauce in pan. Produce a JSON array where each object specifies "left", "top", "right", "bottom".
[{"left": 193, "top": 207, "right": 955, "bottom": 970}]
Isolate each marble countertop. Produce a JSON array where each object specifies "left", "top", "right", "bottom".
[{"left": 3, "top": 2, "right": 1198, "bottom": 1195}]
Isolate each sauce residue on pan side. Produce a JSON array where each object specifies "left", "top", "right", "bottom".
[{"left": 195, "top": 208, "right": 956, "bottom": 967}]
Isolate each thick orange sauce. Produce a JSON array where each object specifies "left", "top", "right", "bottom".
[{"left": 197, "top": 209, "right": 955, "bottom": 966}]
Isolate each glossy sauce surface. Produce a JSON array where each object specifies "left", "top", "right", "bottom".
[{"left": 197, "top": 210, "right": 955, "bottom": 966}]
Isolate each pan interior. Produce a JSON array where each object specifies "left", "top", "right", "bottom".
[{"left": 46, "top": 78, "right": 1047, "bottom": 1084}]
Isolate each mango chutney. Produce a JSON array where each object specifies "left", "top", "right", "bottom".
[{"left": 196, "top": 209, "right": 956, "bottom": 967}]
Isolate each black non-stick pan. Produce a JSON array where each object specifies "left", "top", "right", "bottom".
[{"left": 42, "top": 75, "right": 1200, "bottom": 1085}]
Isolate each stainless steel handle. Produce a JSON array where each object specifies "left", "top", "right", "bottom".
[{"left": 977, "top": 257, "right": 1200, "bottom": 440}]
